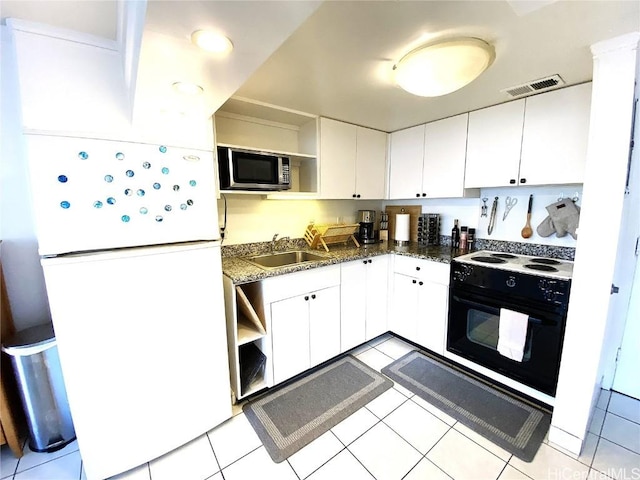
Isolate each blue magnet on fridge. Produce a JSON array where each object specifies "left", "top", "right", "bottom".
[
  {"left": 189, "top": 180, "right": 196, "bottom": 187},
  {"left": 58, "top": 175, "right": 68, "bottom": 183},
  {"left": 180, "top": 204, "right": 187, "bottom": 210},
  {"left": 93, "top": 201, "right": 103, "bottom": 208},
  {"left": 116, "top": 152, "right": 125, "bottom": 160},
  {"left": 155, "top": 215, "right": 163, "bottom": 222},
  {"left": 161, "top": 167, "right": 170, "bottom": 175},
  {"left": 60, "top": 201, "right": 70, "bottom": 209},
  {"left": 104, "top": 175, "right": 114, "bottom": 183},
  {"left": 78, "top": 152, "right": 88, "bottom": 160},
  {"left": 173, "top": 185, "right": 180, "bottom": 191},
  {"left": 159, "top": 146, "right": 167, "bottom": 153},
  {"left": 126, "top": 170, "right": 135, "bottom": 177},
  {"left": 143, "top": 162, "right": 151, "bottom": 169},
  {"left": 124, "top": 188, "right": 133, "bottom": 196},
  {"left": 107, "top": 197, "right": 116, "bottom": 205},
  {"left": 140, "top": 207, "right": 148, "bottom": 215},
  {"left": 153, "top": 183, "right": 161, "bottom": 190},
  {"left": 121, "top": 215, "right": 130, "bottom": 223},
  {"left": 137, "top": 189, "right": 145, "bottom": 197},
  {"left": 164, "top": 205, "right": 172, "bottom": 212},
  {"left": 186, "top": 199, "right": 194, "bottom": 206}
]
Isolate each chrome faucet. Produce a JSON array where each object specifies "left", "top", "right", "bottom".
[{"left": 271, "top": 233, "right": 290, "bottom": 251}]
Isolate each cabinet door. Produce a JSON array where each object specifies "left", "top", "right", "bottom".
[
  {"left": 388, "top": 125, "right": 425, "bottom": 199},
  {"left": 422, "top": 114, "right": 469, "bottom": 198},
  {"left": 319, "top": 118, "right": 357, "bottom": 199},
  {"left": 465, "top": 100, "right": 525, "bottom": 188},
  {"left": 366, "top": 256, "right": 389, "bottom": 340},
  {"left": 309, "top": 286, "right": 341, "bottom": 366},
  {"left": 519, "top": 83, "right": 592, "bottom": 186},
  {"left": 416, "top": 282, "right": 449, "bottom": 355},
  {"left": 355, "top": 127, "right": 387, "bottom": 199},
  {"left": 389, "top": 273, "right": 418, "bottom": 342},
  {"left": 340, "top": 260, "right": 367, "bottom": 352},
  {"left": 271, "top": 295, "right": 310, "bottom": 384}
]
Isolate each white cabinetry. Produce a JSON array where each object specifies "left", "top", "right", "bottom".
[
  {"left": 263, "top": 266, "right": 341, "bottom": 385},
  {"left": 340, "top": 255, "right": 389, "bottom": 351},
  {"left": 465, "top": 100, "right": 526, "bottom": 188},
  {"left": 388, "top": 114, "right": 471, "bottom": 199},
  {"left": 389, "top": 256, "right": 449, "bottom": 354},
  {"left": 519, "top": 83, "right": 592, "bottom": 185},
  {"left": 465, "top": 83, "right": 592, "bottom": 188},
  {"left": 215, "top": 98, "right": 319, "bottom": 195},
  {"left": 319, "top": 118, "right": 387, "bottom": 199}
]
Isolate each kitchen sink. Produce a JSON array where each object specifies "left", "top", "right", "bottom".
[{"left": 244, "top": 250, "right": 327, "bottom": 270}]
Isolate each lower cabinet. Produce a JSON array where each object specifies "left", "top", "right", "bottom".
[
  {"left": 389, "top": 256, "right": 449, "bottom": 355},
  {"left": 271, "top": 285, "right": 341, "bottom": 384},
  {"left": 340, "top": 255, "right": 389, "bottom": 352}
]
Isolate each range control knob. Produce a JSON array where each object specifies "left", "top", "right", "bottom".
[
  {"left": 544, "top": 290, "right": 557, "bottom": 302},
  {"left": 506, "top": 276, "right": 516, "bottom": 288}
]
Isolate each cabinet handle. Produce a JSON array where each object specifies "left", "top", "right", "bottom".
[
  {"left": 311, "top": 294, "right": 316, "bottom": 300},
  {"left": 520, "top": 178, "right": 527, "bottom": 184},
  {"left": 419, "top": 281, "right": 424, "bottom": 286},
  {"left": 368, "top": 259, "right": 372, "bottom": 263},
  {"left": 352, "top": 194, "right": 357, "bottom": 198},
  {"left": 304, "top": 296, "right": 309, "bottom": 301},
  {"left": 416, "top": 193, "right": 420, "bottom": 197},
  {"left": 422, "top": 193, "right": 426, "bottom": 197},
  {"left": 357, "top": 194, "right": 361, "bottom": 198},
  {"left": 509, "top": 179, "right": 516, "bottom": 184},
  {"left": 412, "top": 279, "right": 417, "bottom": 284},
  {"left": 416, "top": 266, "right": 421, "bottom": 271},
  {"left": 363, "top": 260, "right": 368, "bottom": 264}
]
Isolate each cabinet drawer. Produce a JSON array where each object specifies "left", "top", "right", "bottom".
[
  {"left": 393, "top": 255, "right": 450, "bottom": 285},
  {"left": 262, "top": 265, "right": 341, "bottom": 303}
]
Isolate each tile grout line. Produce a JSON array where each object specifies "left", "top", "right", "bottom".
[{"left": 205, "top": 431, "right": 225, "bottom": 480}]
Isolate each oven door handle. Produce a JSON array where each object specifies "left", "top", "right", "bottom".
[{"left": 451, "top": 294, "right": 544, "bottom": 325}]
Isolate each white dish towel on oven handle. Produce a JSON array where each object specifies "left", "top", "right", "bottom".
[{"left": 497, "top": 308, "right": 529, "bottom": 362}]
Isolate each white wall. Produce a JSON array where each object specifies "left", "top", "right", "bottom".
[
  {"left": 217, "top": 194, "right": 381, "bottom": 245},
  {"left": 0, "top": 25, "right": 51, "bottom": 329}
]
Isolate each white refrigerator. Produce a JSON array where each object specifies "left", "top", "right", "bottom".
[{"left": 25, "top": 134, "right": 232, "bottom": 480}]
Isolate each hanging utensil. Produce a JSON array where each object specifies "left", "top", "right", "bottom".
[
  {"left": 503, "top": 196, "right": 518, "bottom": 221},
  {"left": 481, "top": 197, "right": 488, "bottom": 217},
  {"left": 521, "top": 194, "right": 534, "bottom": 239},
  {"left": 487, "top": 196, "right": 499, "bottom": 235}
]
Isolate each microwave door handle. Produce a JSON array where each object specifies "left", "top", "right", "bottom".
[{"left": 451, "top": 294, "right": 544, "bottom": 325}]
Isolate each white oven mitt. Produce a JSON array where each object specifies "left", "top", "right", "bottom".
[{"left": 536, "top": 198, "right": 581, "bottom": 239}]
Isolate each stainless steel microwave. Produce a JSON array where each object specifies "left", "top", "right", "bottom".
[{"left": 217, "top": 146, "right": 291, "bottom": 191}]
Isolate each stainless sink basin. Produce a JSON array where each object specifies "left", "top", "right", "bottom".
[{"left": 244, "top": 250, "right": 326, "bottom": 270}]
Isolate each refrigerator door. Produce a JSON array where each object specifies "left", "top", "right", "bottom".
[
  {"left": 26, "top": 134, "right": 220, "bottom": 256},
  {"left": 41, "top": 242, "right": 231, "bottom": 480}
]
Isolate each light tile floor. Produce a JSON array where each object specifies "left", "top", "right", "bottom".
[{"left": 2, "top": 334, "right": 639, "bottom": 480}]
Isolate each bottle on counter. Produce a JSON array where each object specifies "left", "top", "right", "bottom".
[
  {"left": 451, "top": 219, "right": 460, "bottom": 250},
  {"left": 467, "top": 228, "right": 475, "bottom": 252},
  {"left": 459, "top": 226, "right": 468, "bottom": 253}
]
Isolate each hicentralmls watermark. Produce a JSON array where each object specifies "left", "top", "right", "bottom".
[{"left": 548, "top": 468, "right": 640, "bottom": 480}]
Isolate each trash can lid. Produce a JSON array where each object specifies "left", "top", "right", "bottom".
[{"left": 1, "top": 323, "right": 56, "bottom": 356}]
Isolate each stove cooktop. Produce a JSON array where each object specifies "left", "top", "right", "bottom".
[{"left": 454, "top": 250, "right": 574, "bottom": 280}]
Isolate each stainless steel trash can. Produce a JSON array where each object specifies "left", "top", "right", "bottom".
[{"left": 2, "top": 323, "right": 76, "bottom": 452}]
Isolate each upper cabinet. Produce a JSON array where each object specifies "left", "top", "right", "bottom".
[
  {"left": 465, "top": 83, "right": 592, "bottom": 188},
  {"left": 319, "top": 118, "right": 387, "bottom": 199},
  {"left": 388, "top": 114, "right": 471, "bottom": 199},
  {"left": 214, "top": 98, "right": 319, "bottom": 195},
  {"left": 519, "top": 83, "right": 592, "bottom": 185}
]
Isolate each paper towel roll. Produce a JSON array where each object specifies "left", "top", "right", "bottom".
[{"left": 395, "top": 213, "right": 410, "bottom": 243}]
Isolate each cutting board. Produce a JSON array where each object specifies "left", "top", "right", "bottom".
[{"left": 385, "top": 205, "right": 421, "bottom": 243}]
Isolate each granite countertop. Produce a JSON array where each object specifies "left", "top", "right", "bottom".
[{"left": 222, "top": 242, "right": 455, "bottom": 285}]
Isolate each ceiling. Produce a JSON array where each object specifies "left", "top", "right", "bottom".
[{"left": 2, "top": 1, "right": 639, "bottom": 132}]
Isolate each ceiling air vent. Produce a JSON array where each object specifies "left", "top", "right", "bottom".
[{"left": 502, "top": 75, "right": 565, "bottom": 98}]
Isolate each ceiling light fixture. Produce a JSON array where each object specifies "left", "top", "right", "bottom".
[
  {"left": 172, "top": 82, "right": 204, "bottom": 96},
  {"left": 191, "top": 30, "right": 233, "bottom": 55},
  {"left": 393, "top": 37, "right": 495, "bottom": 97}
]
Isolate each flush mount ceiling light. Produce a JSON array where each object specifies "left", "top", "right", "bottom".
[
  {"left": 172, "top": 82, "right": 204, "bottom": 96},
  {"left": 191, "top": 30, "right": 233, "bottom": 55},
  {"left": 393, "top": 37, "right": 495, "bottom": 97}
]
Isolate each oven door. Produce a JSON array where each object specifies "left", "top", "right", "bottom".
[{"left": 447, "top": 286, "right": 566, "bottom": 396}]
